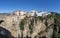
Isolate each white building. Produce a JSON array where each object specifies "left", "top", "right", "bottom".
[
  {"left": 30, "top": 10, "right": 51, "bottom": 16},
  {"left": 12, "top": 10, "right": 51, "bottom": 16},
  {"left": 13, "top": 10, "right": 27, "bottom": 16}
]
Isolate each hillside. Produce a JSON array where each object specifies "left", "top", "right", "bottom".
[
  {"left": 19, "top": 12, "right": 60, "bottom": 38},
  {"left": 0, "top": 11, "right": 60, "bottom": 38},
  {"left": 19, "top": 12, "right": 54, "bottom": 38}
]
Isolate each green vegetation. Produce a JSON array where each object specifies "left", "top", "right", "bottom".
[
  {"left": 19, "top": 19, "right": 25, "bottom": 38},
  {"left": 47, "top": 14, "right": 53, "bottom": 19},
  {"left": 19, "top": 19, "right": 25, "bottom": 31},
  {"left": 19, "top": 12, "right": 60, "bottom": 38},
  {"left": 30, "top": 19, "right": 34, "bottom": 27},
  {"left": 29, "top": 13, "right": 37, "bottom": 34},
  {"left": 37, "top": 12, "right": 60, "bottom": 38},
  {"left": 38, "top": 16, "right": 44, "bottom": 21},
  {"left": 38, "top": 14, "right": 53, "bottom": 22},
  {"left": 29, "top": 19, "right": 34, "bottom": 34},
  {"left": 55, "top": 13, "right": 60, "bottom": 24},
  {"left": 44, "top": 20, "right": 48, "bottom": 27},
  {"left": 52, "top": 13, "right": 60, "bottom": 38}
]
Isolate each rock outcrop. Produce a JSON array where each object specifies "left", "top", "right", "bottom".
[{"left": 0, "top": 10, "right": 54, "bottom": 38}]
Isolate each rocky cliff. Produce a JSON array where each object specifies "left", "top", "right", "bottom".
[{"left": 0, "top": 11, "right": 60, "bottom": 38}]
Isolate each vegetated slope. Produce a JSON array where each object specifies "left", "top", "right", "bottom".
[
  {"left": 19, "top": 12, "right": 60, "bottom": 38},
  {"left": 35, "top": 12, "right": 54, "bottom": 38},
  {"left": 19, "top": 12, "right": 55, "bottom": 38},
  {"left": 51, "top": 12, "right": 60, "bottom": 38},
  {"left": 37, "top": 12, "right": 60, "bottom": 38}
]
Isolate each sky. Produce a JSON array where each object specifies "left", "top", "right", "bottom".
[{"left": 0, "top": 0, "right": 60, "bottom": 13}]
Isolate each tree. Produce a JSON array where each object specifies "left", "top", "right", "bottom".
[{"left": 19, "top": 19, "right": 25, "bottom": 38}]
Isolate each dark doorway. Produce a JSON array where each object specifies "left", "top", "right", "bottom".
[{"left": 0, "top": 27, "right": 12, "bottom": 38}]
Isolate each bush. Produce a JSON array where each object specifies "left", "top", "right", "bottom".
[
  {"left": 29, "top": 19, "right": 34, "bottom": 34},
  {"left": 19, "top": 19, "right": 25, "bottom": 31},
  {"left": 38, "top": 16, "right": 44, "bottom": 21}
]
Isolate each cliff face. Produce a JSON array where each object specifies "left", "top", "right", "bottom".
[
  {"left": 18, "top": 14, "right": 54, "bottom": 38},
  {"left": 0, "top": 13, "right": 26, "bottom": 38},
  {"left": 0, "top": 11, "right": 54, "bottom": 38}
]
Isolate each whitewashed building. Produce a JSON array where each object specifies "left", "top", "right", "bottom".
[
  {"left": 30, "top": 10, "right": 51, "bottom": 16},
  {"left": 12, "top": 10, "right": 51, "bottom": 17}
]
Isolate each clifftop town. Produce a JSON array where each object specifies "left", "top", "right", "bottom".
[{"left": 0, "top": 10, "right": 60, "bottom": 38}]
